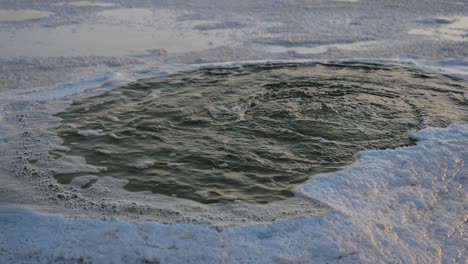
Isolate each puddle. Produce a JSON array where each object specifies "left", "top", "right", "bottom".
[
  {"left": 51, "top": 63, "right": 468, "bottom": 204},
  {"left": 0, "top": 9, "right": 53, "bottom": 22},
  {"left": 53, "top": 1, "right": 118, "bottom": 7},
  {"left": 0, "top": 8, "right": 233, "bottom": 57},
  {"left": 409, "top": 16, "right": 468, "bottom": 41}
]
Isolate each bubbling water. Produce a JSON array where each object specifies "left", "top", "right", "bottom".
[{"left": 52, "top": 63, "right": 468, "bottom": 204}]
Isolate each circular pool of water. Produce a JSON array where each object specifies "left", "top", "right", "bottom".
[{"left": 51, "top": 62, "right": 468, "bottom": 204}]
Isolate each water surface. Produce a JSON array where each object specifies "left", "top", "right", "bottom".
[{"left": 52, "top": 63, "right": 468, "bottom": 203}]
